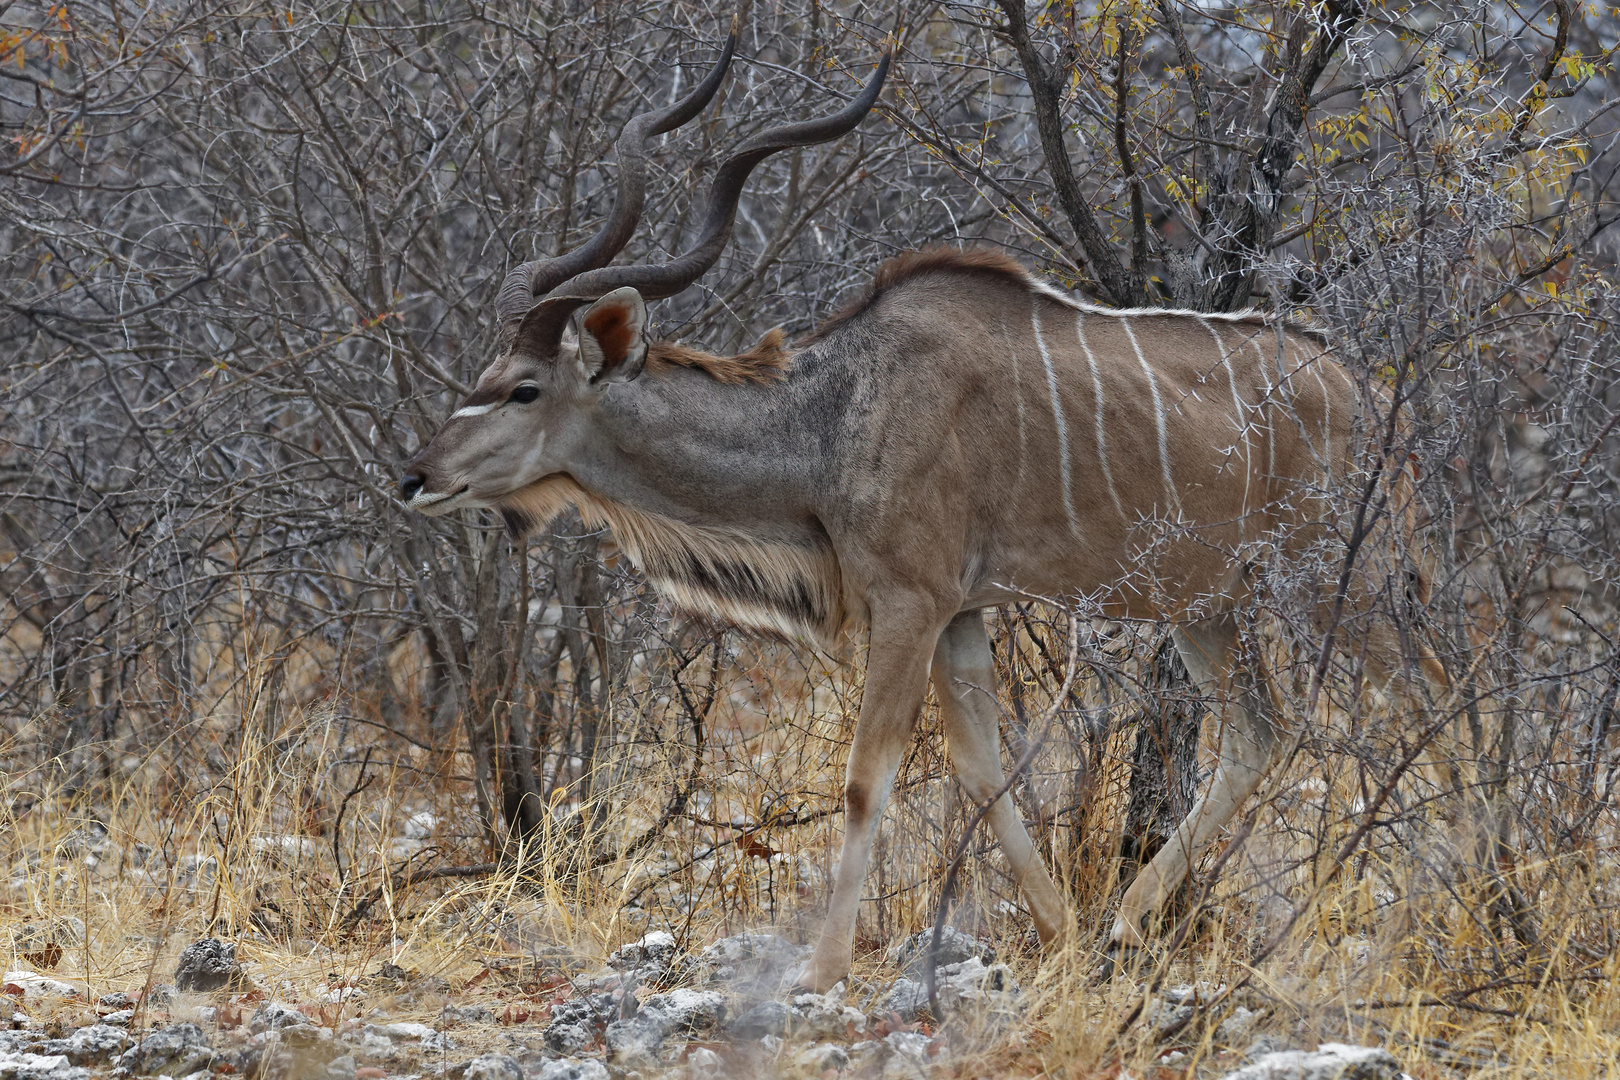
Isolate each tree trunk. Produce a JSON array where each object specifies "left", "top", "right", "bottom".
[{"left": 1121, "top": 635, "right": 1203, "bottom": 873}]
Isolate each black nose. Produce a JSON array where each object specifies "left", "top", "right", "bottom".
[{"left": 399, "top": 472, "right": 424, "bottom": 501}]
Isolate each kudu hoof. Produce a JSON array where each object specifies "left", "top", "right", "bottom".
[{"left": 1093, "top": 940, "right": 1149, "bottom": 984}]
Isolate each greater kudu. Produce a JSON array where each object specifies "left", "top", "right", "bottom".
[{"left": 398, "top": 38, "right": 1439, "bottom": 989}]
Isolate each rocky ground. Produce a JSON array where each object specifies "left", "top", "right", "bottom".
[{"left": 0, "top": 925, "right": 1414, "bottom": 1080}]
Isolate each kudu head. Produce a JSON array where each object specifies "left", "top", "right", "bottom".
[{"left": 398, "top": 36, "right": 889, "bottom": 523}]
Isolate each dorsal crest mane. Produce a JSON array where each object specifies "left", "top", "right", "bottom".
[
  {"left": 645, "top": 328, "right": 791, "bottom": 385},
  {"left": 806, "top": 245, "right": 1327, "bottom": 343}
]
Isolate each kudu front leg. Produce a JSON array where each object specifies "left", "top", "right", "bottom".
[
  {"left": 800, "top": 606, "right": 939, "bottom": 992},
  {"left": 932, "top": 611, "right": 1070, "bottom": 946},
  {"left": 1112, "top": 616, "right": 1278, "bottom": 950}
]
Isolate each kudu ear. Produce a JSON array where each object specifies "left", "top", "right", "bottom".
[{"left": 577, "top": 287, "right": 649, "bottom": 385}]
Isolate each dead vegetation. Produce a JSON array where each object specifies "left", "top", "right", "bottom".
[{"left": 4, "top": 0, "right": 1620, "bottom": 1077}]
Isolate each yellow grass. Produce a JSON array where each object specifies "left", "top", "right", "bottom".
[{"left": 4, "top": 608, "right": 1619, "bottom": 1079}]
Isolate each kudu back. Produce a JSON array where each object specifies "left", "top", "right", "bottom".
[{"left": 398, "top": 38, "right": 1440, "bottom": 989}]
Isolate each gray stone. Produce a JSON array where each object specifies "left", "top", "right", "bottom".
[
  {"left": 275, "top": 1023, "right": 331, "bottom": 1049},
  {"left": 1219, "top": 1043, "right": 1403, "bottom": 1080},
  {"left": 36, "top": 1025, "right": 129, "bottom": 1065},
  {"left": 603, "top": 988, "right": 725, "bottom": 1065},
  {"left": 881, "top": 1031, "right": 933, "bottom": 1080},
  {"left": 606, "top": 930, "right": 695, "bottom": 988},
  {"left": 880, "top": 978, "right": 930, "bottom": 1022},
  {"left": 542, "top": 994, "right": 616, "bottom": 1055},
  {"left": 929, "top": 958, "right": 1020, "bottom": 1016},
  {"left": 795, "top": 1042, "right": 850, "bottom": 1071},
  {"left": 793, "top": 986, "right": 867, "bottom": 1037},
  {"left": 98, "top": 1011, "right": 134, "bottom": 1028},
  {"left": 638, "top": 989, "right": 725, "bottom": 1034},
  {"left": 697, "top": 933, "right": 809, "bottom": 991},
  {"left": 174, "top": 938, "right": 243, "bottom": 993},
  {"left": 608, "top": 931, "right": 677, "bottom": 971},
  {"left": 727, "top": 1000, "right": 805, "bottom": 1040},
  {"left": 325, "top": 1054, "right": 357, "bottom": 1080},
  {"left": 116, "top": 1023, "right": 213, "bottom": 1076},
  {"left": 352, "top": 1031, "right": 396, "bottom": 1062},
  {"left": 684, "top": 1047, "right": 725, "bottom": 1078},
  {"left": 439, "top": 1004, "right": 496, "bottom": 1026},
  {"left": 1217, "top": 1006, "right": 1262, "bottom": 1044},
  {"left": 1246, "top": 1036, "right": 1292, "bottom": 1059},
  {"left": 603, "top": 1014, "right": 665, "bottom": 1064},
  {"left": 889, "top": 927, "right": 993, "bottom": 977},
  {"left": 250, "top": 1001, "right": 307, "bottom": 1033},
  {"left": 535, "top": 1059, "right": 610, "bottom": 1080},
  {"left": 460, "top": 1053, "right": 523, "bottom": 1080}
]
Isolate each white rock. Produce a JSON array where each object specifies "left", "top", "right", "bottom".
[
  {"left": 354, "top": 1032, "right": 395, "bottom": 1061},
  {"left": 685, "top": 1047, "right": 724, "bottom": 1078},
  {"left": 536, "top": 1058, "right": 610, "bottom": 1080},
  {"left": 882, "top": 1031, "right": 933, "bottom": 1079},
  {"left": 0, "top": 1051, "right": 86, "bottom": 1079},
  {"left": 248, "top": 836, "right": 319, "bottom": 861},
  {"left": 793, "top": 988, "right": 867, "bottom": 1037},
  {"left": 795, "top": 1042, "right": 850, "bottom": 1071},
  {"left": 1221, "top": 1043, "right": 1402, "bottom": 1080},
  {"left": 608, "top": 930, "right": 677, "bottom": 970},
  {"left": 377, "top": 1022, "right": 436, "bottom": 1040},
  {"left": 1, "top": 972, "right": 82, "bottom": 1000},
  {"left": 1217, "top": 1005, "right": 1261, "bottom": 1044},
  {"left": 697, "top": 932, "right": 809, "bottom": 985},
  {"left": 403, "top": 812, "right": 438, "bottom": 839},
  {"left": 889, "top": 926, "right": 993, "bottom": 975},
  {"left": 932, "top": 957, "right": 1019, "bottom": 1011},
  {"left": 639, "top": 988, "right": 725, "bottom": 1034},
  {"left": 461, "top": 1053, "right": 523, "bottom": 1080}
]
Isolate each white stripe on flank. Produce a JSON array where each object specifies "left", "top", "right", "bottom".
[
  {"left": 451, "top": 403, "right": 497, "bottom": 419},
  {"left": 1003, "top": 322, "right": 1029, "bottom": 489},
  {"left": 1305, "top": 342, "right": 1331, "bottom": 459},
  {"left": 1253, "top": 338, "right": 1277, "bottom": 480},
  {"left": 1120, "top": 317, "right": 1182, "bottom": 518},
  {"left": 1075, "top": 311, "right": 1129, "bottom": 522},
  {"left": 1199, "top": 318, "right": 1252, "bottom": 516},
  {"left": 1032, "top": 304, "right": 1080, "bottom": 537}
]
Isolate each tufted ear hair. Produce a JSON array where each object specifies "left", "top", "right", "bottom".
[{"left": 577, "top": 287, "right": 649, "bottom": 384}]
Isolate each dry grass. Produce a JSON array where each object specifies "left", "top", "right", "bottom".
[{"left": 4, "top": 610, "right": 1620, "bottom": 1079}]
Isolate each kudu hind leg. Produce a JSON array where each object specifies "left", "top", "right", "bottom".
[
  {"left": 1112, "top": 615, "right": 1278, "bottom": 948},
  {"left": 932, "top": 611, "right": 1070, "bottom": 946}
]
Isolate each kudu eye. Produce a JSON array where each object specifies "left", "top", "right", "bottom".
[{"left": 509, "top": 385, "right": 540, "bottom": 404}]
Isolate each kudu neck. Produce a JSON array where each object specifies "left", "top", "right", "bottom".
[{"left": 564, "top": 362, "right": 831, "bottom": 543}]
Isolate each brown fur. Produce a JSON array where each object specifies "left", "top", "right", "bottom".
[
  {"left": 645, "top": 327, "right": 791, "bottom": 384},
  {"left": 804, "top": 248, "right": 1034, "bottom": 344}
]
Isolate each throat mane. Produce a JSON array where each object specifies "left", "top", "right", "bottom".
[{"left": 499, "top": 477, "right": 844, "bottom": 645}]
